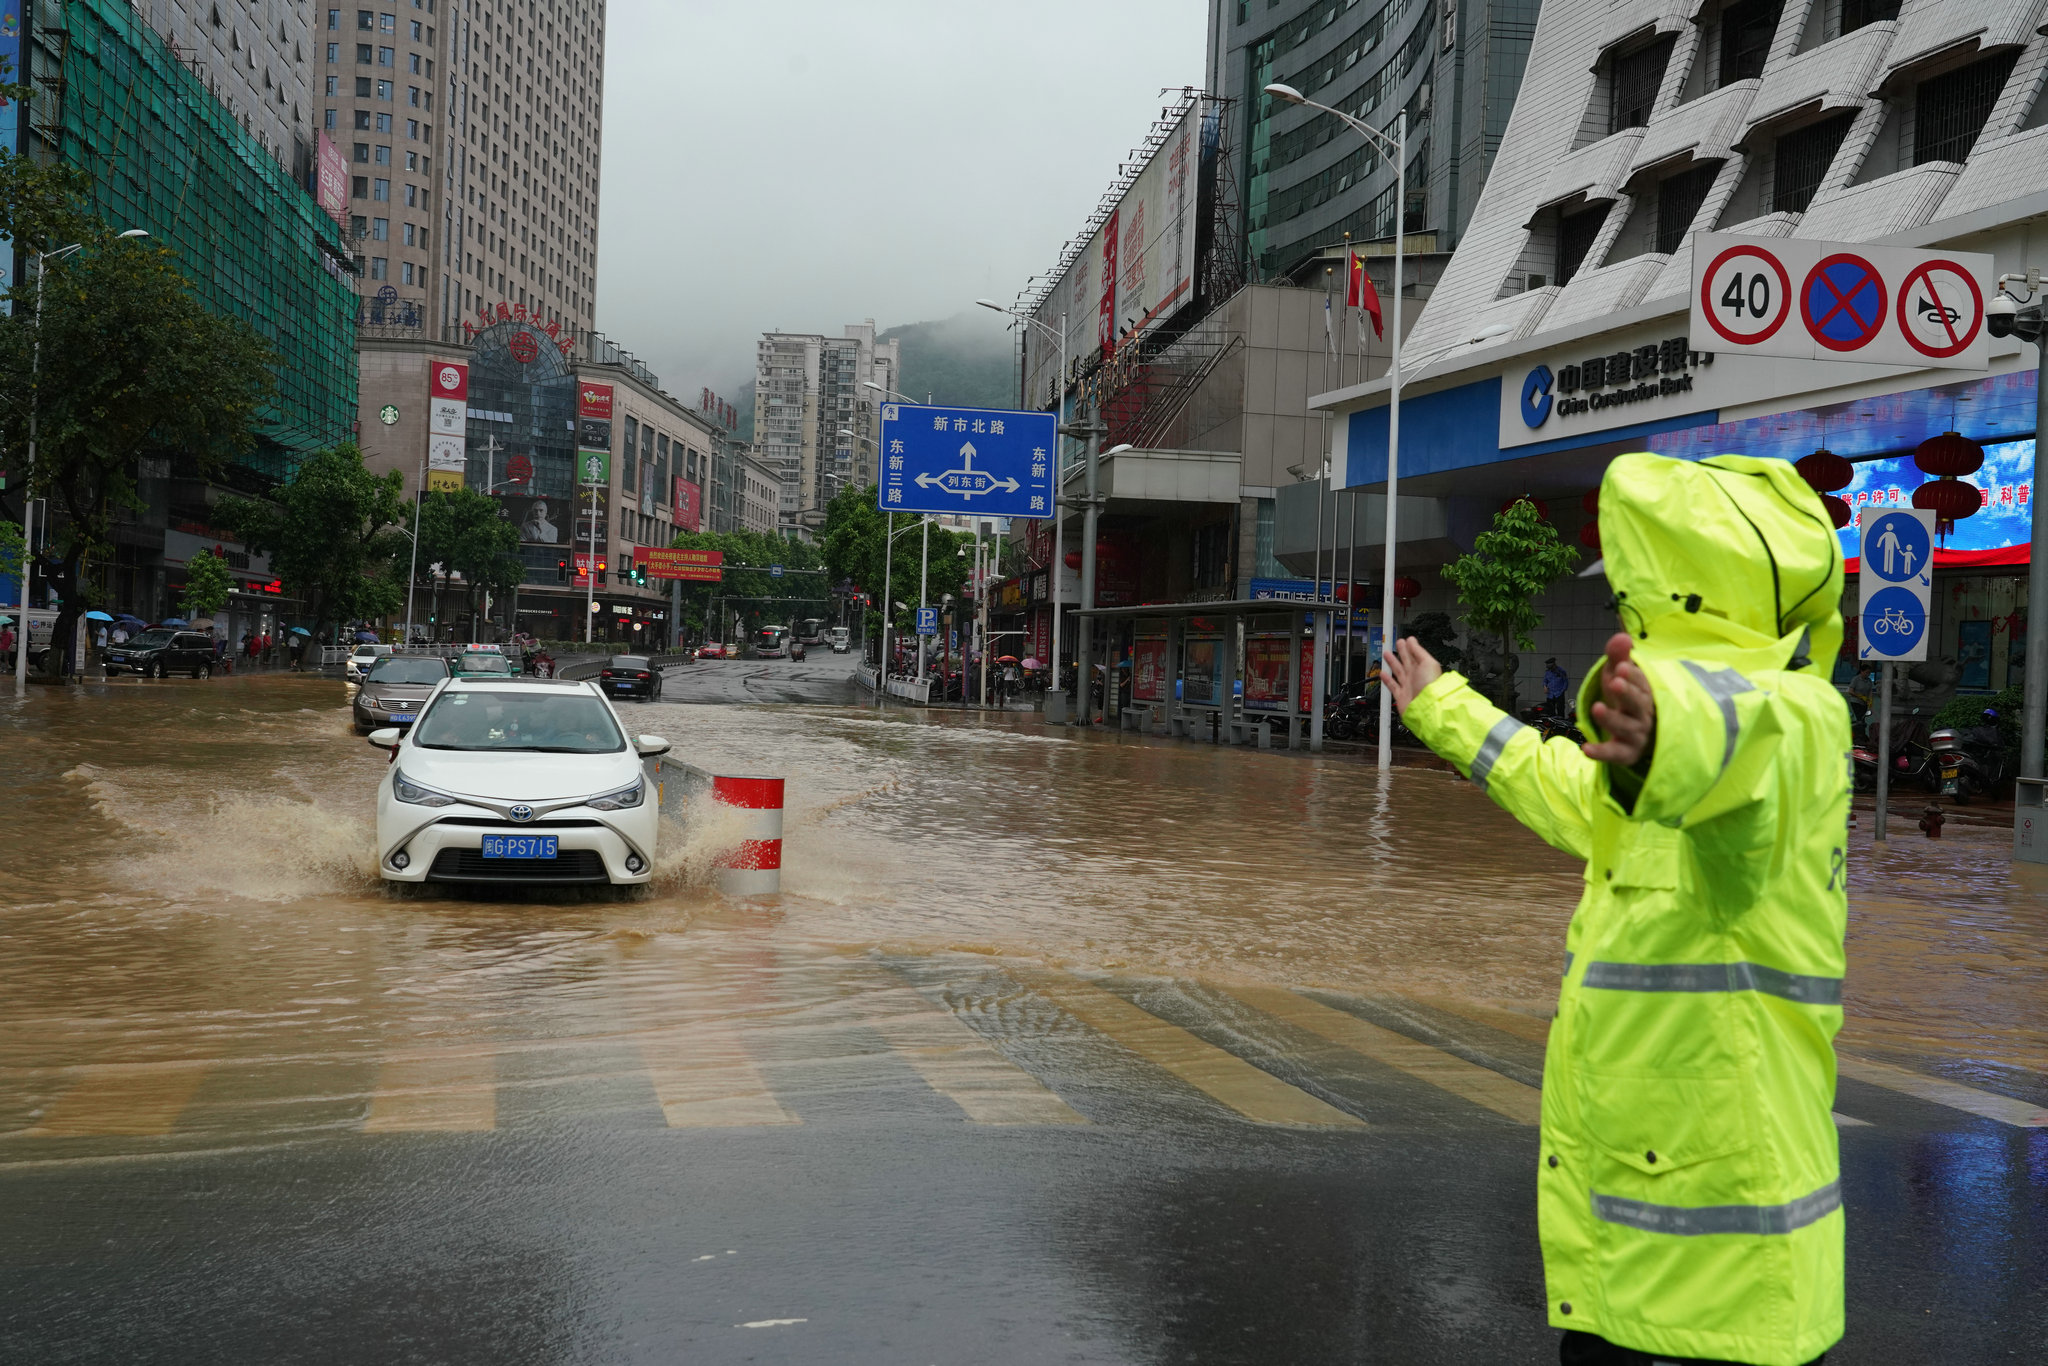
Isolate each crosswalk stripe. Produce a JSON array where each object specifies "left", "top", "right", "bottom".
[
  {"left": 362, "top": 1054, "right": 497, "bottom": 1133},
  {"left": 1024, "top": 973, "right": 1362, "bottom": 1128},
  {"left": 1229, "top": 987, "right": 1542, "bottom": 1125},
  {"left": 858, "top": 987, "right": 1087, "bottom": 1126},
  {"left": 1837, "top": 1055, "right": 2048, "bottom": 1129},
  {"left": 640, "top": 1026, "right": 800, "bottom": 1128},
  {"left": 18, "top": 1062, "right": 211, "bottom": 1137},
  {"left": 1416, "top": 996, "right": 1555, "bottom": 1047}
]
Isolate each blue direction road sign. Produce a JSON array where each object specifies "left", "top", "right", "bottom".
[
  {"left": 770, "top": 564, "right": 784, "bottom": 578},
  {"left": 915, "top": 607, "right": 938, "bottom": 636},
  {"left": 1858, "top": 508, "right": 1934, "bottom": 662},
  {"left": 879, "top": 404, "right": 1057, "bottom": 519}
]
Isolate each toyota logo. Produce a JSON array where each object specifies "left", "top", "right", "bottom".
[{"left": 508, "top": 804, "right": 535, "bottom": 823}]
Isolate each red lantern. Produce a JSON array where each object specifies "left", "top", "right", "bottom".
[
  {"left": 1914, "top": 431, "right": 1983, "bottom": 478},
  {"left": 1580, "top": 488, "right": 1600, "bottom": 516},
  {"left": 1821, "top": 494, "right": 1851, "bottom": 529},
  {"left": 1579, "top": 521, "right": 1601, "bottom": 550},
  {"left": 1095, "top": 540, "right": 1115, "bottom": 560},
  {"left": 1393, "top": 575, "right": 1421, "bottom": 607},
  {"left": 1912, "top": 478, "right": 1980, "bottom": 528},
  {"left": 1795, "top": 448, "right": 1853, "bottom": 493},
  {"left": 1063, "top": 550, "right": 1081, "bottom": 570}
]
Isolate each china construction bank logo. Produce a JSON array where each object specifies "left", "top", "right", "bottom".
[{"left": 1520, "top": 365, "right": 1554, "bottom": 428}]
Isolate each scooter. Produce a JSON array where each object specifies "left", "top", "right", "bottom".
[{"left": 1929, "top": 709, "right": 2011, "bottom": 803}]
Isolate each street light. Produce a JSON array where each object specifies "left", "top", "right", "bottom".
[
  {"left": 979, "top": 298, "right": 1070, "bottom": 704},
  {"left": 15, "top": 230, "right": 149, "bottom": 697}
]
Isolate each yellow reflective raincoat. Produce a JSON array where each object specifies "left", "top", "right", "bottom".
[{"left": 1404, "top": 453, "right": 1849, "bottom": 1366}]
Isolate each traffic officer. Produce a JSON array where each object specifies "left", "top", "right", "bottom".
[{"left": 1386, "top": 452, "right": 1848, "bottom": 1366}]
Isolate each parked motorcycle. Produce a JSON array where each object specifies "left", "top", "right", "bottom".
[{"left": 1929, "top": 709, "right": 2011, "bottom": 803}]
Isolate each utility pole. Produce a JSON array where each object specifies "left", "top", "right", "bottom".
[{"left": 1069, "top": 418, "right": 1106, "bottom": 725}]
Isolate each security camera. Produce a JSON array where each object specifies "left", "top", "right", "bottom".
[{"left": 1987, "top": 292, "right": 2019, "bottom": 339}]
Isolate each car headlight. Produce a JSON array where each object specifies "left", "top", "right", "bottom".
[
  {"left": 392, "top": 769, "right": 457, "bottom": 807},
  {"left": 586, "top": 778, "right": 644, "bottom": 811}
]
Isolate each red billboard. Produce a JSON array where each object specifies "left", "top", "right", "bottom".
[
  {"left": 1098, "top": 208, "right": 1119, "bottom": 358},
  {"left": 643, "top": 547, "right": 722, "bottom": 581},
  {"left": 577, "top": 383, "right": 614, "bottom": 419},
  {"left": 429, "top": 360, "right": 468, "bottom": 400},
  {"left": 1132, "top": 640, "right": 1167, "bottom": 702},
  {"left": 316, "top": 132, "right": 349, "bottom": 227},
  {"left": 673, "top": 478, "right": 701, "bottom": 533}
]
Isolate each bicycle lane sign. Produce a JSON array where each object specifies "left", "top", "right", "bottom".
[{"left": 1858, "top": 507, "right": 1933, "bottom": 662}]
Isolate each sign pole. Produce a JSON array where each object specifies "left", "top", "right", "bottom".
[
  {"left": 584, "top": 480, "right": 596, "bottom": 645},
  {"left": 918, "top": 516, "right": 930, "bottom": 685},
  {"left": 671, "top": 575, "right": 681, "bottom": 653},
  {"left": 13, "top": 497, "right": 32, "bottom": 697},
  {"left": 1875, "top": 662, "right": 1893, "bottom": 842},
  {"left": 879, "top": 511, "right": 892, "bottom": 709},
  {"left": 2022, "top": 325, "right": 2048, "bottom": 800}
]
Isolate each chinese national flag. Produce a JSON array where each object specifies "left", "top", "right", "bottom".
[{"left": 1347, "top": 252, "right": 1383, "bottom": 340}]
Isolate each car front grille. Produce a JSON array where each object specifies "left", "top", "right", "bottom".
[
  {"left": 433, "top": 817, "right": 604, "bottom": 828},
  {"left": 427, "top": 847, "right": 611, "bottom": 883}
]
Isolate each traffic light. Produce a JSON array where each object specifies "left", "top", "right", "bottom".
[{"left": 556, "top": 558, "right": 568, "bottom": 583}]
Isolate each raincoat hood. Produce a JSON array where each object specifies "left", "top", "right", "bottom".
[{"left": 1598, "top": 453, "right": 1844, "bottom": 670}]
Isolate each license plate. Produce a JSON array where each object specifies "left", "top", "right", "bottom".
[
  {"left": 481, "top": 835, "right": 556, "bottom": 859},
  {"left": 390, "top": 713, "right": 415, "bottom": 723},
  {"left": 615, "top": 682, "right": 633, "bottom": 690},
  {"left": 1941, "top": 766, "right": 1959, "bottom": 780}
]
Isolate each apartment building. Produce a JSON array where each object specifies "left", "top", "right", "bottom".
[
  {"left": 739, "top": 450, "right": 781, "bottom": 536},
  {"left": 314, "top": 0, "right": 601, "bottom": 337},
  {"left": 752, "top": 322, "right": 903, "bottom": 533}
]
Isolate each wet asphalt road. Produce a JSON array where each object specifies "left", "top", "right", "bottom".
[{"left": 2, "top": 664, "right": 2044, "bottom": 1364}]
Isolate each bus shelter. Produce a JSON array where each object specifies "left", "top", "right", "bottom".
[{"left": 1073, "top": 599, "right": 1354, "bottom": 752}]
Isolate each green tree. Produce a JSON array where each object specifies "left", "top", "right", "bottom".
[
  {"left": 416, "top": 487, "right": 521, "bottom": 640},
  {"left": 221, "top": 445, "right": 408, "bottom": 638},
  {"left": 179, "top": 549, "right": 236, "bottom": 619},
  {"left": 820, "top": 483, "right": 966, "bottom": 641},
  {"left": 659, "top": 528, "right": 831, "bottom": 645},
  {"left": 1440, "top": 498, "right": 1580, "bottom": 710},
  {"left": 0, "top": 158, "right": 276, "bottom": 672}
]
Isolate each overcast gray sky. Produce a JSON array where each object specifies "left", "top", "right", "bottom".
[{"left": 593, "top": 1, "right": 1210, "bottom": 407}]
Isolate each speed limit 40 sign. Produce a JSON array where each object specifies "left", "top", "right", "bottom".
[{"left": 1690, "top": 233, "right": 1992, "bottom": 370}]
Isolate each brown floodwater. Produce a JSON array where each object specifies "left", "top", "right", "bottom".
[{"left": 1, "top": 671, "right": 2044, "bottom": 1137}]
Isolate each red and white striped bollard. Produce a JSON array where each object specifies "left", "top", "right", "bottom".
[{"left": 712, "top": 774, "right": 783, "bottom": 896}]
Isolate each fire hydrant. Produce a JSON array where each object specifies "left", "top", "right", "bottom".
[{"left": 1918, "top": 803, "right": 1945, "bottom": 839}]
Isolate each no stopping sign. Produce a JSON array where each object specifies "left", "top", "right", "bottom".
[{"left": 1699, "top": 243, "right": 1792, "bottom": 345}]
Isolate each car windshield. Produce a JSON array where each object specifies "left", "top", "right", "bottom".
[
  {"left": 353, "top": 645, "right": 386, "bottom": 657},
  {"left": 453, "top": 654, "right": 513, "bottom": 674},
  {"left": 367, "top": 657, "right": 450, "bottom": 684},
  {"left": 607, "top": 656, "right": 649, "bottom": 670},
  {"left": 412, "top": 689, "right": 625, "bottom": 752},
  {"left": 126, "top": 631, "right": 175, "bottom": 649}
]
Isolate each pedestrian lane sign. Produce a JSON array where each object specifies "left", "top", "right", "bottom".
[
  {"left": 878, "top": 403, "right": 1057, "bottom": 519},
  {"left": 1857, "top": 508, "right": 1933, "bottom": 662}
]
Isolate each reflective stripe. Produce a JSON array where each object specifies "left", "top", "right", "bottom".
[
  {"left": 1581, "top": 960, "right": 1842, "bottom": 1006},
  {"left": 1593, "top": 1180, "right": 1840, "bottom": 1237},
  {"left": 1469, "top": 716, "right": 1528, "bottom": 793},
  {"left": 1680, "top": 660, "right": 1755, "bottom": 771},
  {"left": 1563, "top": 950, "right": 1575, "bottom": 977}
]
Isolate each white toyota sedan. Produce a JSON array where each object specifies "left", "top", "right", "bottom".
[{"left": 368, "top": 677, "right": 670, "bottom": 887}]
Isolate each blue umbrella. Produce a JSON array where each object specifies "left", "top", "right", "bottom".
[
  {"left": 289, "top": 626, "right": 312, "bottom": 636},
  {"left": 354, "top": 631, "right": 379, "bottom": 643},
  {"left": 114, "top": 613, "right": 147, "bottom": 625},
  {"left": 84, "top": 610, "right": 114, "bottom": 622},
  {"left": 159, "top": 617, "right": 188, "bottom": 627}
]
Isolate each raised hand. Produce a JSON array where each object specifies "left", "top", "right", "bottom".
[{"left": 1583, "top": 632, "right": 1655, "bottom": 769}]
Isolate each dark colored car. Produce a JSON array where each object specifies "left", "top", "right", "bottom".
[
  {"left": 449, "top": 649, "right": 515, "bottom": 679},
  {"left": 354, "top": 655, "right": 452, "bottom": 732},
  {"left": 598, "top": 654, "right": 661, "bottom": 701},
  {"left": 106, "top": 629, "right": 218, "bottom": 679}
]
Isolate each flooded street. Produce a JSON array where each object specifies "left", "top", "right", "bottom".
[{"left": 2, "top": 661, "right": 2045, "bottom": 1363}]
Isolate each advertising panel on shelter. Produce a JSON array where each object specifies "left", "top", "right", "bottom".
[
  {"left": 1132, "top": 639, "right": 1167, "bottom": 703},
  {"left": 1242, "top": 638, "right": 1294, "bottom": 712}
]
